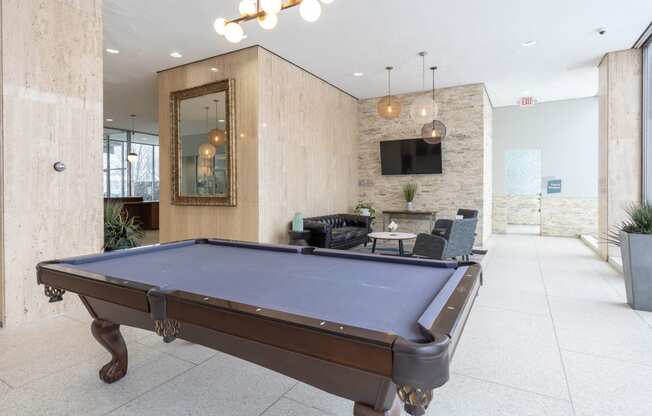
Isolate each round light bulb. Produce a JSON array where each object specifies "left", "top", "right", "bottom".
[
  {"left": 300, "top": 0, "right": 322, "bottom": 22},
  {"left": 198, "top": 143, "right": 217, "bottom": 159},
  {"left": 238, "top": 0, "right": 257, "bottom": 16},
  {"left": 208, "top": 128, "right": 226, "bottom": 146},
  {"left": 261, "top": 0, "right": 282, "bottom": 14},
  {"left": 213, "top": 18, "right": 227, "bottom": 35},
  {"left": 224, "top": 22, "right": 244, "bottom": 43},
  {"left": 410, "top": 95, "right": 438, "bottom": 124},
  {"left": 257, "top": 12, "right": 278, "bottom": 30}
]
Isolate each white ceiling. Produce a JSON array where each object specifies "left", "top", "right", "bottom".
[{"left": 104, "top": 0, "right": 652, "bottom": 134}]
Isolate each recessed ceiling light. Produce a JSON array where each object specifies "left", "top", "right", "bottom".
[
  {"left": 106, "top": 48, "right": 120, "bottom": 54},
  {"left": 105, "top": 118, "right": 113, "bottom": 122},
  {"left": 210, "top": 67, "right": 218, "bottom": 72},
  {"left": 521, "top": 40, "right": 537, "bottom": 47},
  {"left": 353, "top": 72, "right": 364, "bottom": 77},
  {"left": 170, "top": 52, "right": 183, "bottom": 58}
]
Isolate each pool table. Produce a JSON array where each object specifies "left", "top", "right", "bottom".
[{"left": 36, "top": 239, "right": 481, "bottom": 416}]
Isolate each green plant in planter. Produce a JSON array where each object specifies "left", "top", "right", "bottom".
[
  {"left": 104, "top": 202, "right": 144, "bottom": 251},
  {"left": 403, "top": 183, "right": 418, "bottom": 203},
  {"left": 608, "top": 203, "right": 652, "bottom": 312},
  {"left": 607, "top": 203, "right": 652, "bottom": 245},
  {"left": 354, "top": 201, "right": 376, "bottom": 224}
]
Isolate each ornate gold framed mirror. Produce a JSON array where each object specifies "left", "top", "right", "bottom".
[{"left": 170, "top": 79, "right": 236, "bottom": 206}]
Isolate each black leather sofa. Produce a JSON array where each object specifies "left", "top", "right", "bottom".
[{"left": 302, "top": 214, "right": 371, "bottom": 249}]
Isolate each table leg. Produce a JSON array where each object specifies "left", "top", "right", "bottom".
[
  {"left": 399, "top": 240, "right": 404, "bottom": 256},
  {"left": 353, "top": 398, "right": 400, "bottom": 416},
  {"left": 371, "top": 238, "right": 377, "bottom": 254},
  {"left": 91, "top": 319, "right": 128, "bottom": 383}
]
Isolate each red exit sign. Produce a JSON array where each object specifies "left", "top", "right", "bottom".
[{"left": 518, "top": 96, "right": 537, "bottom": 107}]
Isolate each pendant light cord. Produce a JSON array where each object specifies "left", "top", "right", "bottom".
[
  {"left": 215, "top": 100, "right": 220, "bottom": 128},
  {"left": 431, "top": 66, "right": 437, "bottom": 102},
  {"left": 421, "top": 53, "right": 426, "bottom": 91}
]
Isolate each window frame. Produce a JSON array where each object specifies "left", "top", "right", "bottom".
[{"left": 644, "top": 38, "right": 652, "bottom": 205}]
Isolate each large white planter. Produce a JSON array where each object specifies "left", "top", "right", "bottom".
[{"left": 621, "top": 231, "right": 652, "bottom": 312}]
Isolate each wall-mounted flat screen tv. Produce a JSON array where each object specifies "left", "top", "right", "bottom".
[{"left": 380, "top": 138, "right": 442, "bottom": 175}]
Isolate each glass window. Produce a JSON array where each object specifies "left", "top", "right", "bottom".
[
  {"left": 103, "top": 128, "right": 159, "bottom": 200},
  {"left": 644, "top": 39, "right": 652, "bottom": 204}
]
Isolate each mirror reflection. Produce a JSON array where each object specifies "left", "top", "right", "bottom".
[{"left": 179, "top": 92, "right": 229, "bottom": 197}]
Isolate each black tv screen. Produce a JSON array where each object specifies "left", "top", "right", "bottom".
[{"left": 380, "top": 138, "right": 442, "bottom": 175}]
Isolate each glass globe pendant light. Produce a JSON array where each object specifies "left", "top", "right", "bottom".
[
  {"left": 261, "top": 0, "right": 282, "bottom": 14},
  {"left": 224, "top": 22, "right": 244, "bottom": 43},
  {"left": 410, "top": 51, "right": 437, "bottom": 124},
  {"left": 300, "top": 0, "right": 322, "bottom": 22},
  {"left": 213, "top": 18, "right": 227, "bottom": 35},
  {"left": 238, "top": 0, "right": 257, "bottom": 16},
  {"left": 422, "top": 66, "right": 447, "bottom": 144},
  {"left": 258, "top": 12, "right": 278, "bottom": 30},
  {"left": 377, "top": 66, "right": 401, "bottom": 120}
]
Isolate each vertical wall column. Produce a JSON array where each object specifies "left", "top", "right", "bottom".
[
  {"left": 0, "top": 0, "right": 104, "bottom": 327},
  {"left": 598, "top": 49, "right": 643, "bottom": 260}
]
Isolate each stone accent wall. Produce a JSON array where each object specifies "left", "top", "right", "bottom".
[
  {"left": 358, "top": 83, "right": 492, "bottom": 245},
  {"left": 493, "top": 195, "right": 598, "bottom": 237},
  {"left": 493, "top": 196, "right": 508, "bottom": 234},
  {"left": 506, "top": 195, "right": 541, "bottom": 225},
  {"left": 482, "top": 89, "right": 494, "bottom": 241},
  {"left": 541, "top": 197, "right": 598, "bottom": 237}
]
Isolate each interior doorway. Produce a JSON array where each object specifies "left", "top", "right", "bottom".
[{"left": 504, "top": 149, "right": 542, "bottom": 235}]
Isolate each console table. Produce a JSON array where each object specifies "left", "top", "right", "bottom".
[{"left": 381, "top": 210, "right": 437, "bottom": 233}]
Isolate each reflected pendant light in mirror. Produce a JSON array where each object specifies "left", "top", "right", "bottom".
[
  {"left": 410, "top": 52, "right": 437, "bottom": 124},
  {"left": 377, "top": 66, "right": 401, "bottom": 120},
  {"left": 198, "top": 107, "right": 217, "bottom": 159},
  {"left": 127, "top": 114, "right": 139, "bottom": 163},
  {"left": 208, "top": 99, "right": 226, "bottom": 147},
  {"left": 422, "top": 66, "right": 447, "bottom": 144}
]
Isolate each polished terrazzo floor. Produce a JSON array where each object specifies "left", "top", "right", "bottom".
[{"left": 1, "top": 234, "right": 651, "bottom": 415}]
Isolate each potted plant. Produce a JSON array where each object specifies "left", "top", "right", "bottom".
[
  {"left": 402, "top": 183, "right": 418, "bottom": 211},
  {"left": 609, "top": 204, "right": 652, "bottom": 311},
  {"left": 104, "top": 202, "right": 144, "bottom": 251},
  {"left": 354, "top": 202, "right": 376, "bottom": 224}
]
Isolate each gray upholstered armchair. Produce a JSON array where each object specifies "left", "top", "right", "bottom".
[{"left": 413, "top": 215, "right": 478, "bottom": 260}]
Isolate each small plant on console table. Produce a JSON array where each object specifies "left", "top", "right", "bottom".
[
  {"left": 607, "top": 203, "right": 652, "bottom": 312},
  {"left": 104, "top": 202, "right": 144, "bottom": 251},
  {"left": 402, "top": 183, "right": 418, "bottom": 211},
  {"left": 354, "top": 201, "right": 376, "bottom": 225}
]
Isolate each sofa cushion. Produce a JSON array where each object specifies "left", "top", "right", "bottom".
[{"left": 331, "top": 227, "right": 367, "bottom": 243}]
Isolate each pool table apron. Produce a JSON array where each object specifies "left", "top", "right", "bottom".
[{"left": 82, "top": 295, "right": 399, "bottom": 411}]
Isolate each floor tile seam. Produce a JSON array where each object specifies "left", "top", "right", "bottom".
[{"left": 534, "top": 238, "right": 577, "bottom": 415}]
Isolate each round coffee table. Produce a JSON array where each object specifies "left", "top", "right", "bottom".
[{"left": 367, "top": 232, "right": 417, "bottom": 256}]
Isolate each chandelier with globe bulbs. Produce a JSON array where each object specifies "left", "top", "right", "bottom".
[{"left": 214, "top": 0, "right": 333, "bottom": 43}]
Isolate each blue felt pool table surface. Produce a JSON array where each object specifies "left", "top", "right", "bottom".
[{"left": 60, "top": 240, "right": 467, "bottom": 341}]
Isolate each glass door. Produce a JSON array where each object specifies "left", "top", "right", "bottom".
[{"left": 504, "top": 149, "right": 543, "bottom": 235}]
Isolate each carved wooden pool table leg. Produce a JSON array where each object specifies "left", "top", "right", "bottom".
[
  {"left": 353, "top": 397, "right": 401, "bottom": 416},
  {"left": 91, "top": 319, "right": 128, "bottom": 383}
]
